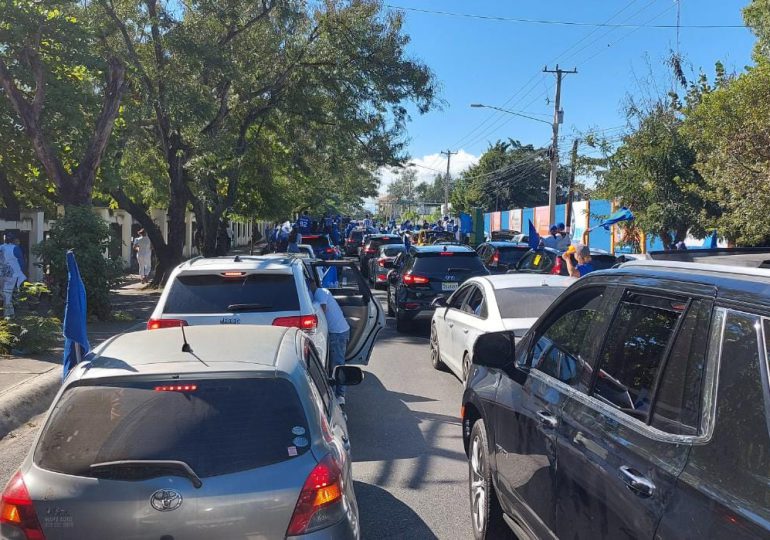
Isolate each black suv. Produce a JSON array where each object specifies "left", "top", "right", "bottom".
[
  {"left": 387, "top": 245, "right": 489, "bottom": 332},
  {"left": 513, "top": 246, "right": 617, "bottom": 275},
  {"left": 359, "top": 234, "right": 402, "bottom": 278},
  {"left": 462, "top": 260, "right": 770, "bottom": 540},
  {"left": 476, "top": 241, "right": 530, "bottom": 273}
]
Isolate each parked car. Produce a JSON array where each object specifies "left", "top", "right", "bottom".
[
  {"left": 302, "top": 234, "right": 341, "bottom": 260},
  {"left": 344, "top": 228, "right": 375, "bottom": 257},
  {"left": 387, "top": 245, "right": 489, "bottom": 332},
  {"left": 461, "top": 260, "right": 770, "bottom": 540},
  {"left": 0, "top": 325, "right": 364, "bottom": 539},
  {"left": 513, "top": 246, "right": 617, "bottom": 275},
  {"left": 368, "top": 244, "right": 407, "bottom": 288},
  {"left": 476, "top": 241, "right": 531, "bottom": 273},
  {"left": 359, "top": 234, "right": 402, "bottom": 278},
  {"left": 149, "top": 255, "right": 331, "bottom": 361},
  {"left": 430, "top": 274, "right": 573, "bottom": 383}
]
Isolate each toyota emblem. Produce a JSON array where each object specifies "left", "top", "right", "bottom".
[{"left": 150, "top": 489, "right": 183, "bottom": 512}]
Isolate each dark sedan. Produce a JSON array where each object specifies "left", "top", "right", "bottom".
[
  {"left": 368, "top": 244, "right": 407, "bottom": 288},
  {"left": 512, "top": 246, "right": 617, "bottom": 275},
  {"left": 476, "top": 241, "right": 530, "bottom": 273},
  {"left": 359, "top": 234, "right": 403, "bottom": 278}
]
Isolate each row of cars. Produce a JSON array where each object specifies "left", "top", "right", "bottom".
[
  {"left": 1, "top": 254, "right": 386, "bottom": 539},
  {"left": 396, "top": 239, "right": 770, "bottom": 538}
]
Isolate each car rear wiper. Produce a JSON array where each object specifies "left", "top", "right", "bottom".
[
  {"left": 227, "top": 303, "right": 273, "bottom": 312},
  {"left": 90, "top": 460, "right": 203, "bottom": 489},
  {"left": 447, "top": 268, "right": 472, "bottom": 273}
]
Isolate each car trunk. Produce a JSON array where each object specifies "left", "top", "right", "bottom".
[{"left": 28, "top": 377, "right": 317, "bottom": 539}]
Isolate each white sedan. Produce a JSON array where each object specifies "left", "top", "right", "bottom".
[{"left": 429, "top": 274, "right": 575, "bottom": 382}]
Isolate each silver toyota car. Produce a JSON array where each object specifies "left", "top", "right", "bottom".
[{"left": 0, "top": 325, "right": 362, "bottom": 539}]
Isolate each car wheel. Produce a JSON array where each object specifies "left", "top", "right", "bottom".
[
  {"left": 387, "top": 287, "right": 395, "bottom": 316},
  {"left": 430, "top": 323, "right": 446, "bottom": 370},
  {"left": 462, "top": 353, "right": 471, "bottom": 382},
  {"left": 469, "top": 419, "right": 510, "bottom": 540}
]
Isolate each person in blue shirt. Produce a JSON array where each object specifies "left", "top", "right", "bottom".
[
  {"left": 297, "top": 211, "right": 311, "bottom": 234},
  {"left": 563, "top": 244, "right": 594, "bottom": 277}
]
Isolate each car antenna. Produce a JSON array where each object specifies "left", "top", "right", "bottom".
[{"left": 180, "top": 324, "right": 209, "bottom": 367}]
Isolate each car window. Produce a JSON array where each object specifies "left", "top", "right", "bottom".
[
  {"left": 315, "top": 264, "right": 364, "bottom": 295},
  {"left": 350, "top": 231, "right": 362, "bottom": 241},
  {"left": 164, "top": 273, "right": 300, "bottom": 313},
  {"left": 495, "top": 287, "right": 567, "bottom": 320},
  {"left": 592, "top": 291, "right": 685, "bottom": 420},
  {"left": 517, "top": 251, "right": 555, "bottom": 273},
  {"left": 651, "top": 299, "right": 713, "bottom": 435},
  {"left": 382, "top": 246, "right": 405, "bottom": 257},
  {"left": 528, "top": 287, "right": 608, "bottom": 388},
  {"left": 498, "top": 247, "right": 529, "bottom": 265},
  {"left": 463, "top": 286, "right": 486, "bottom": 318},
  {"left": 305, "top": 340, "right": 333, "bottom": 413},
  {"left": 448, "top": 286, "right": 472, "bottom": 309},
  {"left": 413, "top": 253, "right": 486, "bottom": 274},
  {"left": 35, "top": 378, "right": 310, "bottom": 478}
]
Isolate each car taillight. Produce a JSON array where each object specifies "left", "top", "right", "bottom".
[
  {"left": 286, "top": 454, "right": 345, "bottom": 536},
  {"left": 551, "top": 256, "right": 563, "bottom": 275},
  {"left": 272, "top": 315, "right": 318, "bottom": 331},
  {"left": 147, "top": 318, "right": 188, "bottom": 330},
  {"left": 155, "top": 384, "right": 198, "bottom": 392},
  {"left": 377, "top": 257, "right": 388, "bottom": 266},
  {"left": 1, "top": 471, "right": 45, "bottom": 540},
  {"left": 402, "top": 273, "right": 429, "bottom": 286},
  {"left": 325, "top": 248, "right": 335, "bottom": 254},
  {"left": 492, "top": 251, "right": 500, "bottom": 264},
  {"left": 364, "top": 248, "right": 376, "bottom": 254}
]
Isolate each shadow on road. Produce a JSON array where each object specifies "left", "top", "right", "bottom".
[{"left": 354, "top": 481, "right": 439, "bottom": 540}]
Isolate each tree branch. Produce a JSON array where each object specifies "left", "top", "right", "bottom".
[{"left": 218, "top": 0, "right": 273, "bottom": 46}]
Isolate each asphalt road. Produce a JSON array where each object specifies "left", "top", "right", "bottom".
[{"left": 0, "top": 289, "right": 473, "bottom": 540}]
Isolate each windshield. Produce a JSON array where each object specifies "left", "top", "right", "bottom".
[
  {"left": 414, "top": 254, "right": 487, "bottom": 274},
  {"left": 495, "top": 286, "right": 566, "bottom": 319},
  {"left": 382, "top": 245, "right": 406, "bottom": 257},
  {"left": 35, "top": 378, "right": 310, "bottom": 478},
  {"left": 164, "top": 274, "right": 299, "bottom": 313}
]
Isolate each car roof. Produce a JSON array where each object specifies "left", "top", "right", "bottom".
[
  {"left": 484, "top": 241, "right": 530, "bottom": 248},
  {"left": 178, "top": 255, "right": 297, "bottom": 273},
  {"left": 479, "top": 274, "right": 576, "bottom": 290},
  {"left": 79, "top": 326, "right": 295, "bottom": 380},
  {"left": 413, "top": 244, "right": 476, "bottom": 254},
  {"left": 528, "top": 247, "right": 614, "bottom": 257}
]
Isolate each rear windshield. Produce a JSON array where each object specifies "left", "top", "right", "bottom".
[
  {"left": 382, "top": 246, "right": 406, "bottom": 257},
  {"left": 350, "top": 231, "right": 363, "bottom": 241},
  {"left": 414, "top": 253, "right": 486, "bottom": 274},
  {"left": 304, "top": 236, "right": 330, "bottom": 248},
  {"left": 516, "top": 251, "right": 555, "bottom": 272},
  {"left": 164, "top": 274, "right": 299, "bottom": 313},
  {"left": 35, "top": 378, "right": 310, "bottom": 478},
  {"left": 497, "top": 247, "right": 529, "bottom": 265},
  {"left": 591, "top": 255, "right": 618, "bottom": 271},
  {"left": 368, "top": 237, "right": 402, "bottom": 249},
  {"left": 495, "top": 287, "right": 566, "bottom": 319}
]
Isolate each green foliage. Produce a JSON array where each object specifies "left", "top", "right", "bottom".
[
  {"left": 34, "top": 206, "right": 122, "bottom": 319},
  {"left": 12, "top": 315, "right": 62, "bottom": 354}
]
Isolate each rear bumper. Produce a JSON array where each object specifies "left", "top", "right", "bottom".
[{"left": 288, "top": 515, "right": 358, "bottom": 540}]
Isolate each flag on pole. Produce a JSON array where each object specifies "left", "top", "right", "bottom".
[
  {"left": 702, "top": 230, "right": 718, "bottom": 249},
  {"left": 597, "top": 207, "right": 634, "bottom": 230},
  {"left": 527, "top": 220, "right": 541, "bottom": 250},
  {"left": 63, "top": 250, "right": 90, "bottom": 381}
]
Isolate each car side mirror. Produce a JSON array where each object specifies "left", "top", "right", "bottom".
[
  {"left": 430, "top": 296, "right": 447, "bottom": 308},
  {"left": 332, "top": 365, "right": 364, "bottom": 386},
  {"left": 473, "top": 331, "right": 518, "bottom": 372}
]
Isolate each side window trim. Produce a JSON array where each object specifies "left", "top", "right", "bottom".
[{"left": 461, "top": 284, "right": 487, "bottom": 319}]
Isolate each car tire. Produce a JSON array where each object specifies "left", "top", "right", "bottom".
[
  {"left": 462, "top": 353, "right": 471, "bottom": 382},
  {"left": 430, "top": 323, "right": 446, "bottom": 371},
  {"left": 469, "top": 419, "right": 510, "bottom": 540},
  {"left": 387, "top": 287, "right": 395, "bottom": 317}
]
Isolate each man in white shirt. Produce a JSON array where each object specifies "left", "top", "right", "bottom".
[
  {"left": 313, "top": 282, "right": 351, "bottom": 405},
  {"left": 133, "top": 229, "right": 152, "bottom": 283}
]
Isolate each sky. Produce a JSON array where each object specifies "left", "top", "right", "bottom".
[{"left": 371, "top": 0, "right": 757, "bottom": 202}]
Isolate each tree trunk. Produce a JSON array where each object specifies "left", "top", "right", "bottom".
[{"left": 0, "top": 168, "right": 21, "bottom": 220}]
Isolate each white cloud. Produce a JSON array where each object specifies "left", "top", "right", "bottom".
[{"left": 376, "top": 149, "right": 480, "bottom": 196}]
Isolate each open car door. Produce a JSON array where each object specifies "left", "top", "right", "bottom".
[{"left": 310, "top": 260, "right": 385, "bottom": 366}]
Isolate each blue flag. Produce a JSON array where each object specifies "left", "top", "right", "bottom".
[
  {"left": 62, "top": 251, "right": 90, "bottom": 381},
  {"left": 702, "top": 230, "right": 718, "bottom": 249},
  {"left": 459, "top": 212, "right": 473, "bottom": 234},
  {"left": 598, "top": 207, "right": 634, "bottom": 230},
  {"left": 527, "top": 220, "right": 541, "bottom": 250}
]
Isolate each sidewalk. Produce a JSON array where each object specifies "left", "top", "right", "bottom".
[{"left": 0, "top": 279, "right": 162, "bottom": 439}]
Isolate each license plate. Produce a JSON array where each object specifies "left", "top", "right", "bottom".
[{"left": 442, "top": 282, "right": 458, "bottom": 291}]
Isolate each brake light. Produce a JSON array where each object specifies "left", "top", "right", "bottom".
[
  {"left": 1, "top": 471, "right": 45, "bottom": 540},
  {"left": 376, "top": 275, "right": 387, "bottom": 282},
  {"left": 155, "top": 384, "right": 197, "bottom": 392},
  {"left": 286, "top": 454, "right": 345, "bottom": 536},
  {"left": 272, "top": 315, "right": 318, "bottom": 331},
  {"left": 221, "top": 271, "right": 246, "bottom": 278},
  {"left": 147, "top": 318, "right": 188, "bottom": 330},
  {"left": 325, "top": 248, "right": 335, "bottom": 254},
  {"left": 402, "top": 273, "right": 429, "bottom": 286},
  {"left": 439, "top": 252, "right": 454, "bottom": 256},
  {"left": 492, "top": 251, "right": 500, "bottom": 264},
  {"left": 377, "top": 257, "right": 388, "bottom": 265},
  {"left": 550, "top": 256, "right": 563, "bottom": 275}
]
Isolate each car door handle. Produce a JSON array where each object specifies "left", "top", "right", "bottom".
[
  {"left": 463, "top": 329, "right": 469, "bottom": 334},
  {"left": 448, "top": 323, "right": 454, "bottom": 328},
  {"left": 341, "top": 434, "right": 351, "bottom": 452},
  {"left": 619, "top": 466, "right": 656, "bottom": 498},
  {"left": 536, "top": 410, "right": 558, "bottom": 429}
]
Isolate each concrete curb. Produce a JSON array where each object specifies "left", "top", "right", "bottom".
[{"left": 0, "top": 367, "right": 60, "bottom": 440}]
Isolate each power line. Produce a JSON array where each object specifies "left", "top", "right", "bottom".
[{"left": 385, "top": 4, "right": 745, "bottom": 28}]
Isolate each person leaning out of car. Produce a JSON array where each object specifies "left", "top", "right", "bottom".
[{"left": 562, "top": 243, "right": 594, "bottom": 277}]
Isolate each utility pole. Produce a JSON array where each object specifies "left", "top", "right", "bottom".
[
  {"left": 565, "top": 139, "right": 579, "bottom": 235},
  {"left": 441, "top": 149, "right": 457, "bottom": 214},
  {"left": 543, "top": 64, "right": 577, "bottom": 226}
]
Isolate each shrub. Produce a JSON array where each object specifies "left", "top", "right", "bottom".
[
  {"left": 34, "top": 206, "right": 123, "bottom": 320},
  {"left": 0, "top": 316, "right": 61, "bottom": 355}
]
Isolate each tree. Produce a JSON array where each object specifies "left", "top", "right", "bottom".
[
  {"left": 597, "top": 100, "right": 710, "bottom": 247},
  {"left": 0, "top": 1, "right": 127, "bottom": 206},
  {"left": 414, "top": 174, "right": 445, "bottom": 203}
]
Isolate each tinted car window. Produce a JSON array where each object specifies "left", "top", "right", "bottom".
[
  {"left": 463, "top": 286, "right": 486, "bottom": 318},
  {"left": 350, "top": 231, "right": 363, "bottom": 241},
  {"left": 164, "top": 274, "right": 299, "bottom": 313},
  {"left": 315, "top": 264, "right": 363, "bottom": 294},
  {"left": 528, "top": 287, "right": 607, "bottom": 387},
  {"left": 413, "top": 253, "right": 487, "bottom": 275},
  {"left": 381, "top": 245, "right": 406, "bottom": 257},
  {"left": 305, "top": 236, "right": 332, "bottom": 249},
  {"left": 495, "top": 287, "right": 566, "bottom": 319},
  {"left": 448, "top": 286, "right": 471, "bottom": 308},
  {"left": 367, "top": 237, "right": 401, "bottom": 250},
  {"left": 497, "top": 247, "right": 529, "bottom": 265},
  {"left": 652, "top": 299, "right": 713, "bottom": 435},
  {"left": 592, "top": 292, "right": 684, "bottom": 419},
  {"left": 590, "top": 254, "right": 618, "bottom": 271},
  {"left": 305, "top": 343, "right": 332, "bottom": 410},
  {"left": 35, "top": 378, "right": 309, "bottom": 478},
  {"left": 517, "top": 251, "right": 555, "bottom": 273}
]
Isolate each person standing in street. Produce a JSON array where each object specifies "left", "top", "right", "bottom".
[
  {"left": 543, "top": 224, "right": 560, "bottom": 249},
  {"left": 310, "top": 280, "right": 351, "bottom": 406},
  {"left": 133, "top": 229, "right": 152, "bottom": 284},
  {"left": 0, "top": 232, "right": 26, "bottom": 318},
  {"left": 287, "top": 225, "right": 301, "bottom": 253}
]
